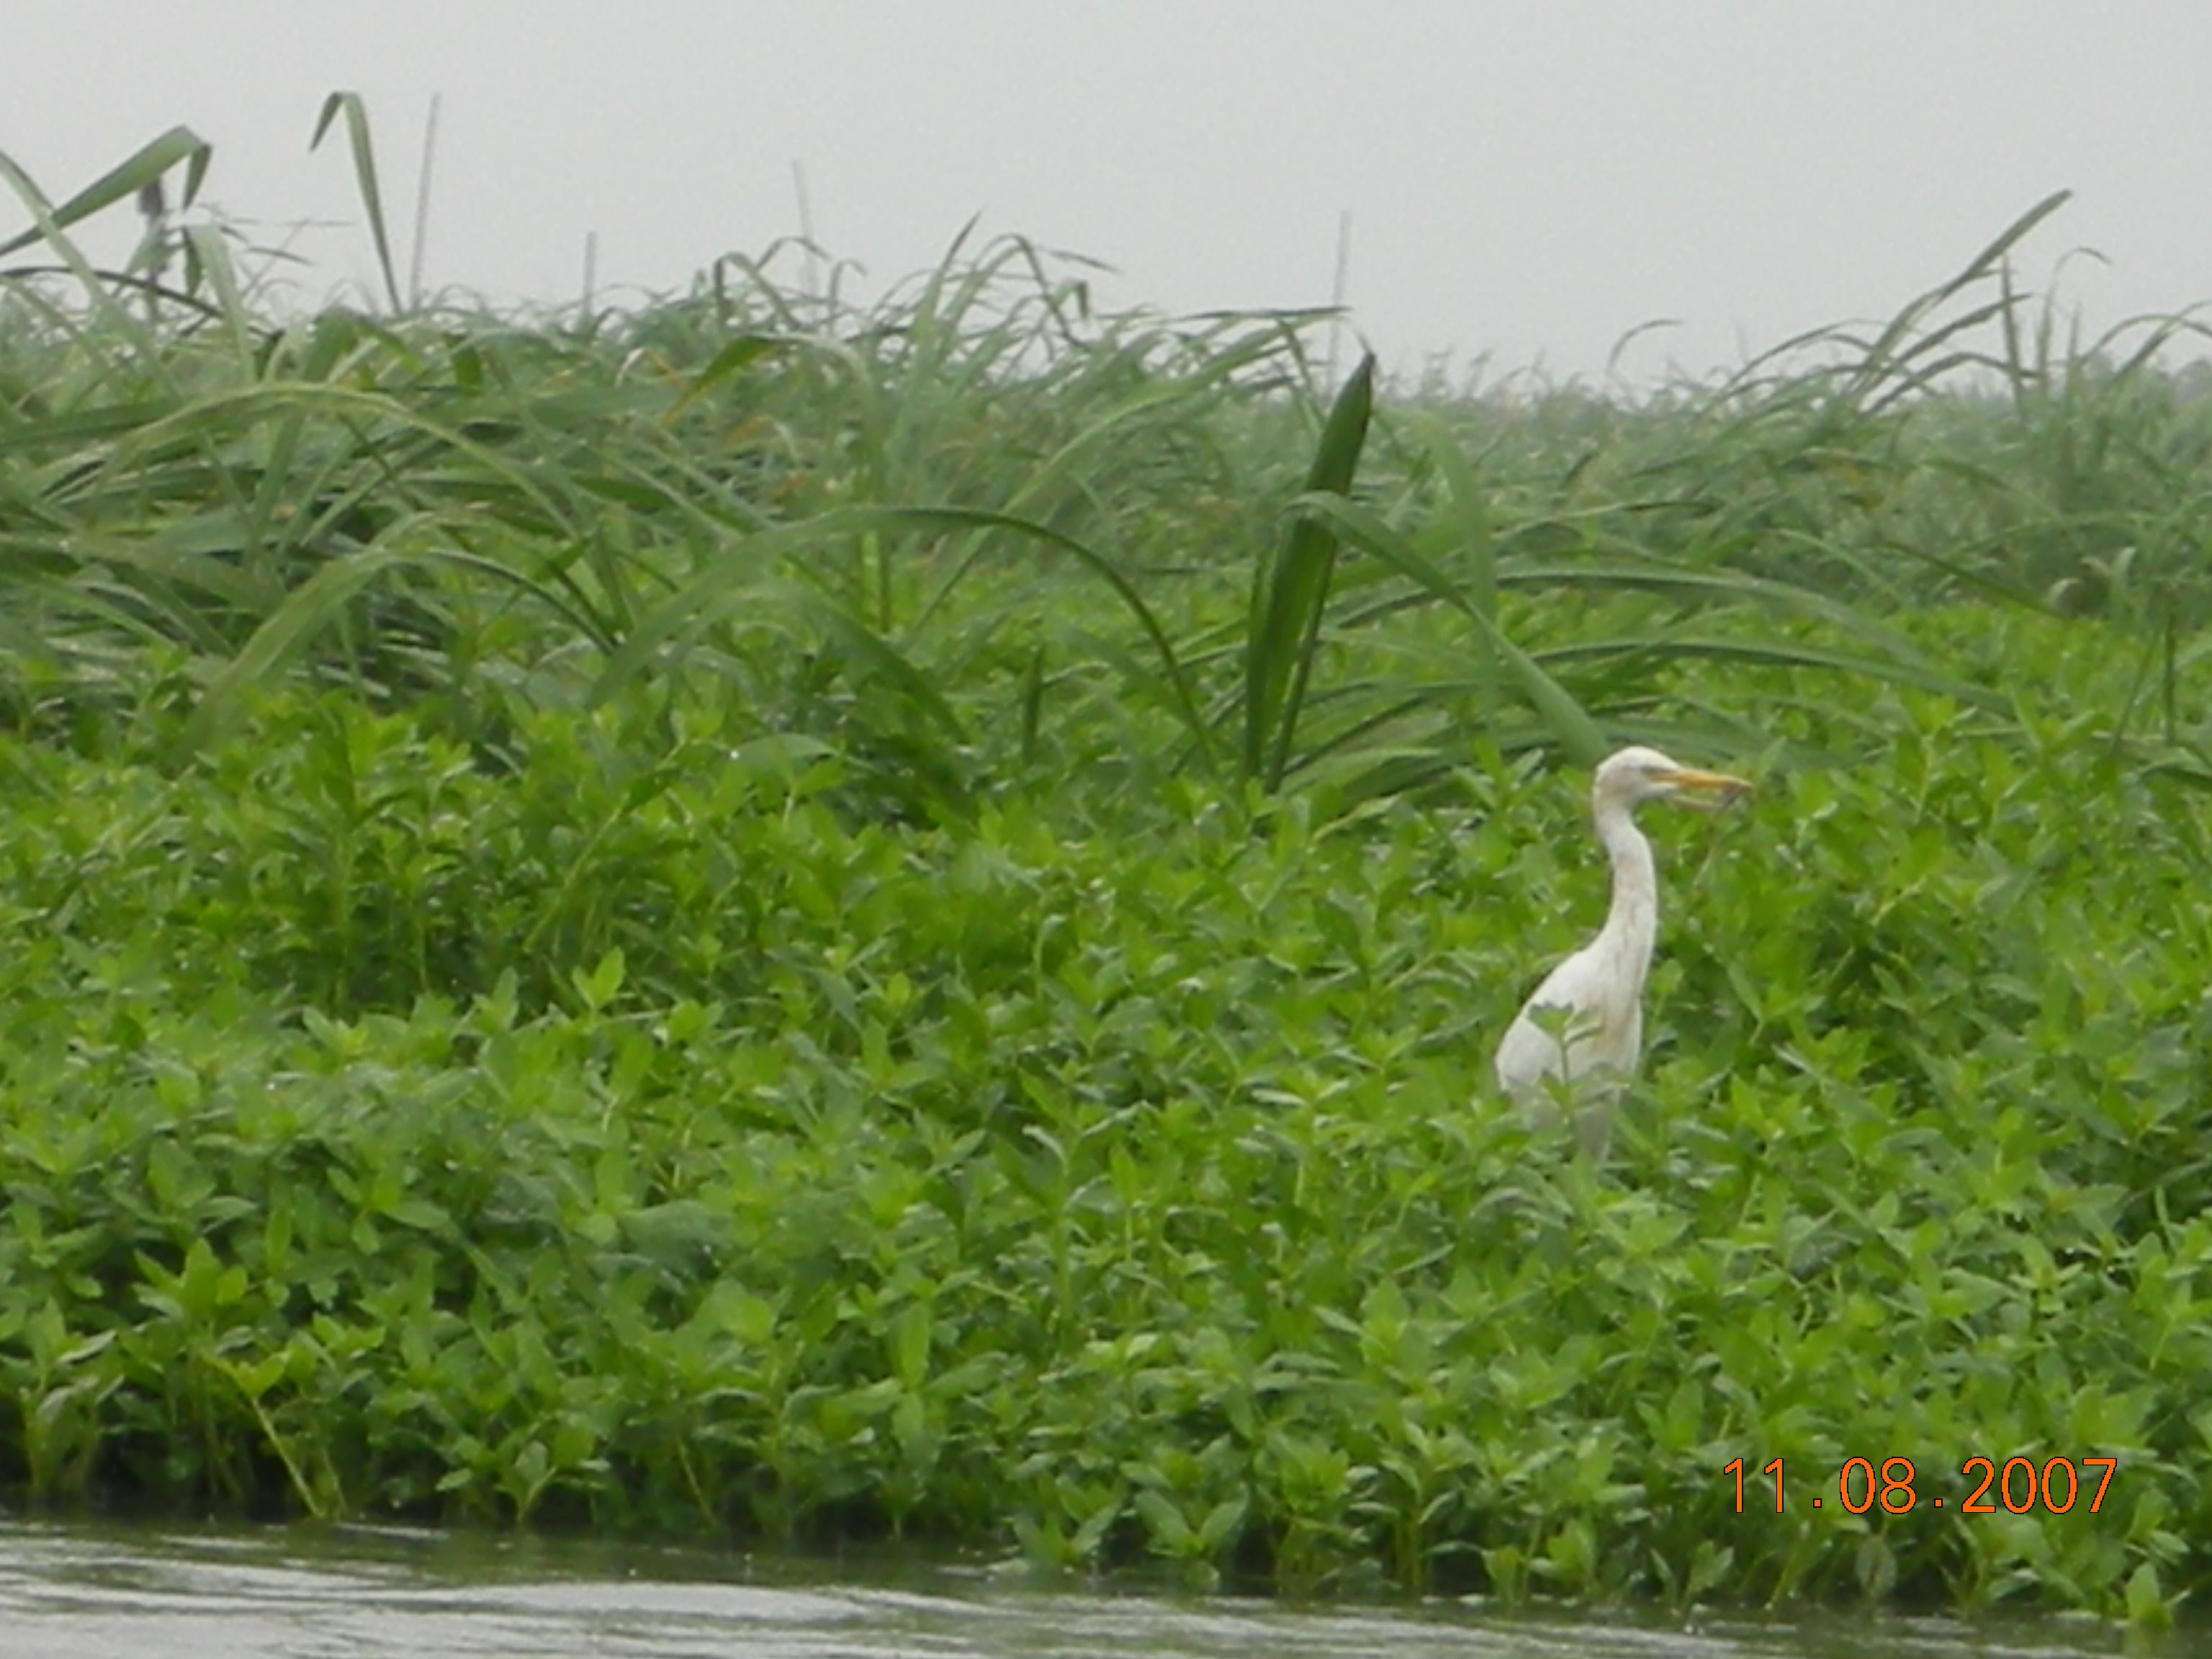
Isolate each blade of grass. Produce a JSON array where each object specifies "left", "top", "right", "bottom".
[
  {"left": 0, "top": 126, "right": 210, "bottom": 259},
  {"left": 311, "top": 92, "right": 404, "bottom": 313},
  {"left": 1246, "top": 352, "right": 1374, "bottom": 788}
]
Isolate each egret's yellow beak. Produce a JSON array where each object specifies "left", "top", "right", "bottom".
[{"left": 1659, "top": 766, "right": 1752, "bottom": 809}]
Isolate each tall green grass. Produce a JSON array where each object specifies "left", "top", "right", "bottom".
[{"left": 9, "top": 112, "right": 2172, "bottom": 814}]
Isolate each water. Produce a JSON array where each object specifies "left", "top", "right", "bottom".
[{"left": 0, "top": 1518, "right": 2161, "bottom": 1659}]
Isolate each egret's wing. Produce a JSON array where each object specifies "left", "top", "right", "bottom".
[
  {"left": 1497, "top": 949, "right": 1596, "bottom": 1092},
  {"left": 1494, "top": 945, "right": 1640, "bottom": 1097}
]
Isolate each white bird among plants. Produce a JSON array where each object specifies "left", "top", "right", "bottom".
[{"left": 1494, "top": 745, "right": 1750, "bottom": 1156}]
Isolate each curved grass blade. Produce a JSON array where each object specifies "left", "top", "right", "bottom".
[
  {"left": 0, "top": 126, "right": 210, "bottom": 259},
  {"left": 311, "top": 91, "right": 403, "bottom": 312},
  {"left": 667, "top": 334, "right": 790, "bottom": 416},
  {"left": 1534, "top": 636, "right": 2010, "bottom": 713},
  {"left": 1498, "top": 560, "right": 1938, "bottom": 665}
]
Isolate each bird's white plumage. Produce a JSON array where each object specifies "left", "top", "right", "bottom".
[{"left": 1495, "top": 746, "right": 1747, "bottom": 1156}]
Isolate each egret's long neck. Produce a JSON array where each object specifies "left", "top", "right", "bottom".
[{"left": 1593, "top": 796, "right": 1659, "bottom": 987}]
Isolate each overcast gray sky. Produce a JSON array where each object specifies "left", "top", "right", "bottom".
[{"left": 5, "top": 4, "right": 2208, "bottom": 383}]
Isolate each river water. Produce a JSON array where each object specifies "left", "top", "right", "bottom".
[{"left": 0, "top": 1518, "right": 2167, "bottom": 1659}]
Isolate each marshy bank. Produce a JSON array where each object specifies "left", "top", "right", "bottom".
[{"left": 3, "top": 117, "right": 2211, "bottom": 1626}]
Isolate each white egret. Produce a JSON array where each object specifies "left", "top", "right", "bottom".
[{"left": 1494, "top": 746, "right": 1750, "bottom": 1156}]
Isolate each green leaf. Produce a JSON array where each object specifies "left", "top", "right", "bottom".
[
  {"left": 310, "top": 91, "right": 403, "bottom": 311},
  {"left": 1246, "top": 353, "right": 1374, "bottom": 786},
  {"left": 0, "top": 125, "right": 211, "bottom": 258}
]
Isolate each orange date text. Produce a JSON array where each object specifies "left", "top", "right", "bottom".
[{"left": 1723, "top": 1456, "right": 2116, "bottom": 1516}]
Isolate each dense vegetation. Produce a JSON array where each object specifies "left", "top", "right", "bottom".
[{"left": 6, "top": 110, "right": 2212, "bottom": 1626}]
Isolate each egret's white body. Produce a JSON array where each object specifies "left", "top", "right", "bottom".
[{"left": 1495, "top": 746, "right": 1748, "bottom": 1156}]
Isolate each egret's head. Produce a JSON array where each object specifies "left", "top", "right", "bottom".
[{"left": 1593, "top": 745, "right": 1750, "bottom": 813}]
